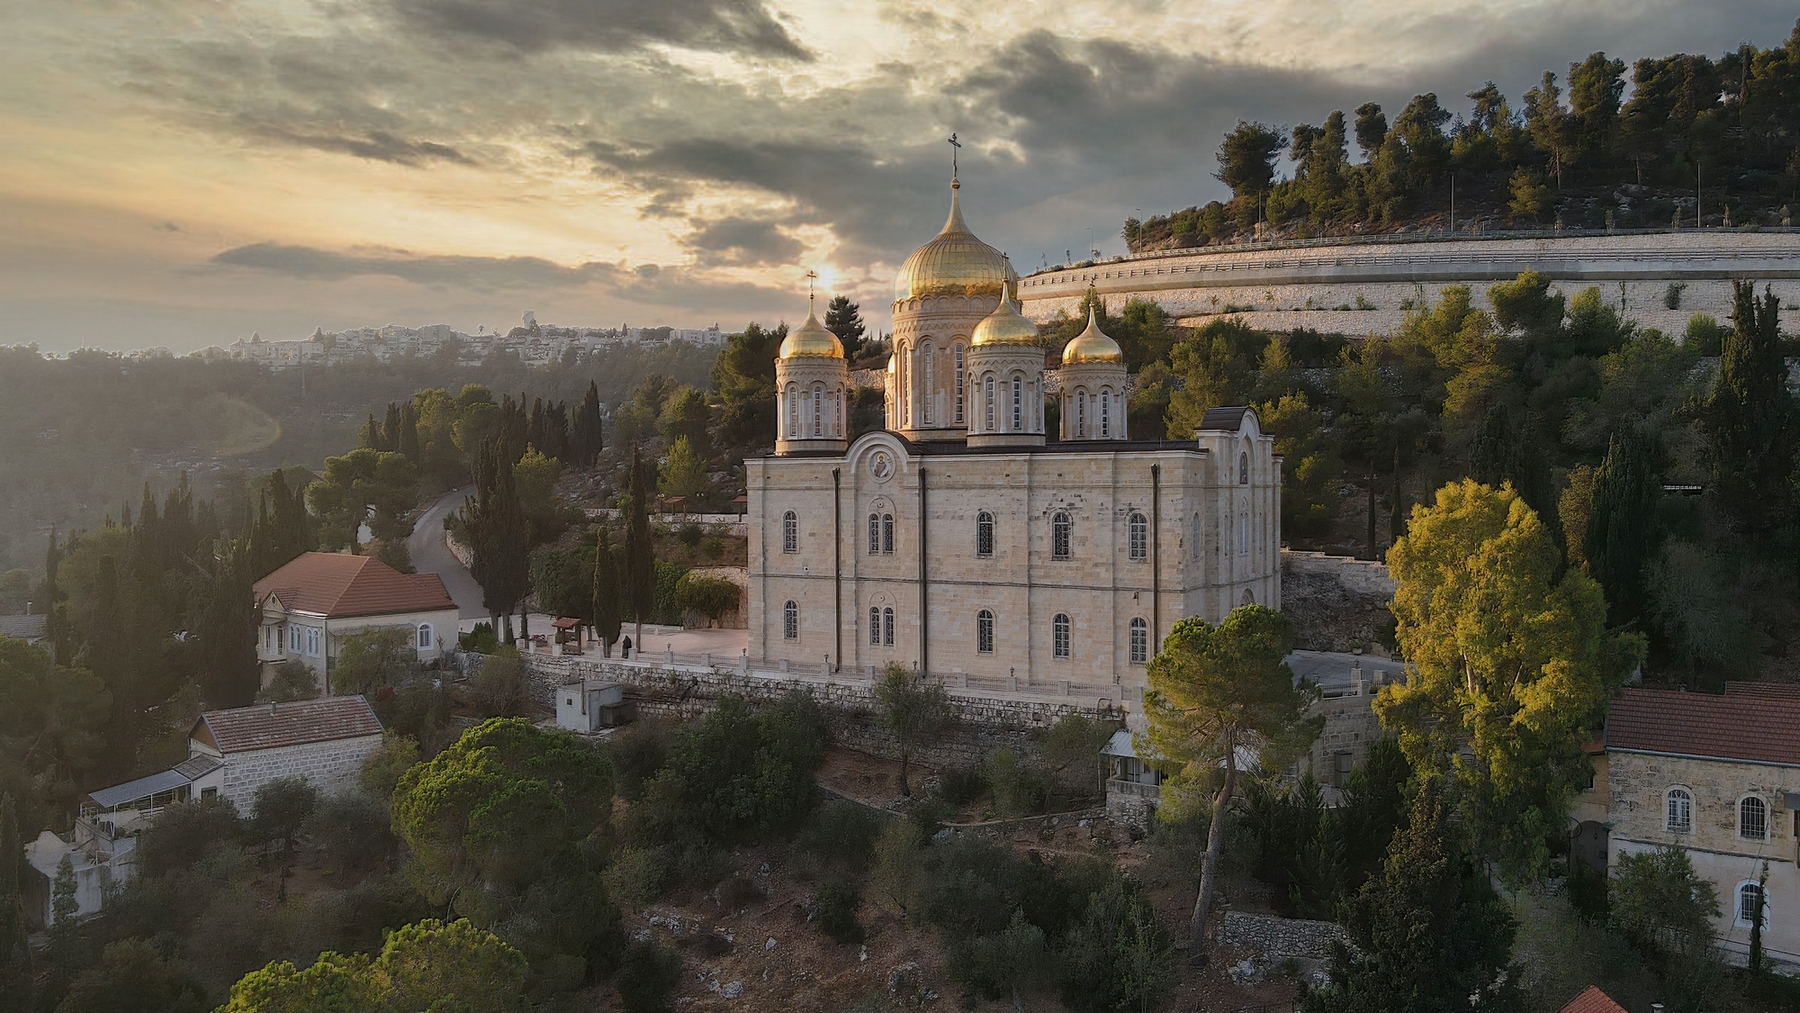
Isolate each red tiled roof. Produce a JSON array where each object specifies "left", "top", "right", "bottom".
[
  {"left": 1725, "top": 680, "right": 1800, "bottom": 698},
  {"left": 193, "top": 695, "right": 383, "bottom": 754},
  {"left": 254, "top": 551, "right": 455, "bottom": 619},
  {"left": 1606, "top": 687, "right": 1800, "bottom": 766},
  {"left": 1559, "top": 985, "right": 1628, "bottom": 1013}
]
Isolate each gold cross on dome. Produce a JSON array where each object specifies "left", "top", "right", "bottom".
[
  {"left": 804, "top": 269, "right": 818, "bottom": 309},
  {"left": 947, "top": 132, "right": 961, "bottom": 181}
]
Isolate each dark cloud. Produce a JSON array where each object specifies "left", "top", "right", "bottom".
[
  {"left": 210, "top": 243, "right": 620, "bottom": 289},
  {"left": 686, "top": 216, "right": 805, "bottom": 266},
  {"left": 382, "top": 0, "right": 810, "bottom": 58}
]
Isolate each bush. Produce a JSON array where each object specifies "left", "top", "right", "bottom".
[
  {"left": 358, "top": 732, "right": 421, "bottom": 801},
  {"left": 674, "top": 573, "right": 740, "bottom": 627},
  {"left": 812, "top": 880, "right": 865, "bottom": 945},
  {"left": 605, "top": 845, "right": 669, "bottom": 909},
  {"left": 139, "top": 797, "right": 245, "bottom": 876},
  {"left": 678, "top": 523, "right": 703, "bottom": 547},
  {"left": 472, "top": 649, "right": 527, "bottom": 718},
  {"left": 256, "top": 660, "right": 319, "bottom": 703},
  {"left": 797, "top": 801, "right": 881, "bottom": 867},
  {"left": 615, "top": 940, "right": 683, "bottom": 1013},
  {"left": 982, "top": 749, "right": 1048, "bottom": 819},
  {"left": 936, "top": 766, "right": 985, "bottom": 807},
  {"left": 608, "top": 722, "right": 672, "bottom": 802},
  {"left": 460, "top": 621, "right": 500, "bottom": 655},
  {"left": 372, "top": 680, "right": 454, "bottom": 755},
  {"left": 303, "top": 789, "right": 394, "bottom": 875}
]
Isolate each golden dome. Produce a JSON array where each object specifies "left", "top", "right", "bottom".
[
  {"left": 970, "top": 281, "right": 1042, "bottom": 348},
  {"left": 1062, "top": 306, "right": 1126, "bottom": 364},
  {"left": 778, "top": 309, "right": 844, "bottom": 359},
  {"left": 893, "top": 184, "right": 1016, "bottom": 302}
]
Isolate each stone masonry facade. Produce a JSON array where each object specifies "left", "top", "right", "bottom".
[
  {"left": 1279, "top": 551, "right": 1395, "bottom": 653},
  {"left": 218, "top": 734, "right": 385, "bottom": 812}
]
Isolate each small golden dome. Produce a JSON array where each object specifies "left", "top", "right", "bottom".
[
  {"left": 778, "top": 309, "right": 844, "bottom": 359},
  {"left": 893, "top": 184, "right": 1016, "bottom": 302},
  {"left": 1062, "top": 306, "right": 1126, "bottom": 364},
  {"left": 970, "top": 282, "right": 1041, "bottom": 348}
]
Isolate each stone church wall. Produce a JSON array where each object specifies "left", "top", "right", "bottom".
[
  {"left": 1279, "top": 550, "right": 1395, "bottom": 652},
  {"left": 219, "top": 734, "right": 384, "bottom": 812}
]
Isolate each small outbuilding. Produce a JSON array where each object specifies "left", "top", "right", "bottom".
[
  {"left": 556, "top": 680, "right": 630, "bottom": 733},
  {"left": 189, "top": 695, "right": 386, "bottom": 811}
]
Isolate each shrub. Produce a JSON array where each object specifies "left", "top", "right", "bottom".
[
  {"left": 982, "top": 749, "right": 1048, "bottom": 819},
  {"left": 678, "top": 523, "right": 703, "bottom": 547},
  {"left": 936, "top": 766, "right": 985, "bottom": 807},
  {"left": 605, "top": 845, "right": 669, "bottom": 910},
  {"left": 797, "top": 801, "right": 881, "bottom": 867},
  {"left": 812, "top": 880, "right": 865, "bottom": 945},
  {"left": 372, "top": 680, "right": 454, "bottom": 756},
  {"left": 615, "top": 940, "right": 683, "bottom": 1013},
  {"left": 871, "top": 819, "right": 925, "bottom": 914},
  {"left": 461, "top": 621, "right": 500, "bottom": 655},
  {"left": 256, "top": 660, "right": 319, "bottom": 703},
  {"left": 674, "top": 573, "right": 740, "bottom": 627},
  {"left": 139, "top": 797, "right": 245, "bottom": 876},
  {"left": 303, "top": 789, "right": 394, "bottom": 874},
  {"left": 358, "top": 732, "right": 421, "bottom": 801},
  {"left": 608, "top": 722, "right": 672, "bottom": 802},
  {"left": 701, "top": 537, "right": 725, "bottom": 559},
  {"left": 472, "top": 649, "right": 527, "bottom": 718}
]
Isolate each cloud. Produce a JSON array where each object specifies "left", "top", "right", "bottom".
[
  {"left": 210, "top": 243, "right": 620, "bottom": 289},
  {"left": 381, "top": 0, "right": 811, "bottom": 58},
  {"left": 686, "top": 216, "right": 806, "bottom": 266}
]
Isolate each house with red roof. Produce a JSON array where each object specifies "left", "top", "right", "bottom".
[
  {"left": 1558, "top": 985, "right": 1629, "bottom": 1013},
  {"left": 254, "top": 551, "right": 459, "bottom": 694},
  {"left": 1583, "top": 685, "right": 1800, "bottom": 970}
]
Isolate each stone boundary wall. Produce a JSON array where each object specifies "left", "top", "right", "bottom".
[
  {"left": 1280, "top": 550, "right": 1395, "bottom": 653},
  {"left": 444, "top": 529, "right": 474, "bottom": 569},
  {"left": 1219, "top": 911, "right": 1352, "bottom": 962},
  {"left": 1018, "top": 231, "right": 1800, "bottom": 338},
  {"left": 522, "top": 655, "right": 1112, "bottom": 771}
]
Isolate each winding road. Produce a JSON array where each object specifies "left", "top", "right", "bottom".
[{"left": 408, "top": 486, "right": 488, "bottom": 620}]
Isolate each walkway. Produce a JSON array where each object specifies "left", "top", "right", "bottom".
[{"left": 408, "top": 486, "right": 487, "bottom": 619}]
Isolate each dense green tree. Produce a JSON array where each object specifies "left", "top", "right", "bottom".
[
  {"left": 1215, "top": 120, "right": 1286, "bottom": 200},
  {"left": 673, "top": 573, "right": 739, "bottom": 627},
  {"left": 875, "top": 664, "right": 953, "bottom": 797},
  {"left": 1303, "top": 780, "right": 1520, "bottom": 1013},
  {"left": 624, "top": 448, "right": 655, "bottom": 649},
  {"left": 0, "top": 794, "right": 26, "bottom": 1012},
  {"left": 0, "top": 637, "right": 109, "bottom": 831},
  {"left": 570, "top": 380, "right": 605, "bottom": 468},
  {"left": 658, "top": 437, "right": 707, "bottom": 503},
  {"left": 1582, "top": 430, "right": 1662, "bottom": 625},
  {"left": 329, "top": 628, "right": 419, "bottom": 696},
  {"left": 219, "top": 918, "right": 529, "bottom": 1013},
  {"left": 710, "top": 322, "right": 786, "bottom": 451},
  {"left": 53, "top": 939, "right": 207, "bottom": 1013},
  {"left": 590, "top": 527, "right": 623, "bottom": 656},
  {"left": 1697, "top": 281, "right": 1797, "bottom": 536},
  {"left": 467, "top": 441, "right": 530, "bottom": 641},
  {"left": 1377, "top": 480, "right": 1643, "bottom": 882},
  {"left": 656, "top": 386, "right": 712, "bottom": 460},
  {"left": 1140, "top": 605, "right": 1318, "bottom": 952}
]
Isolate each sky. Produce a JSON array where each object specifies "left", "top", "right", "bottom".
[{"left": 2, "top": 0, "right": 1795, "bottom": 354}]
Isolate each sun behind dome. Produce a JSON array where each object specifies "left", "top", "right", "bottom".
[
  {"left": 892, "top": 184, "right": 1016, "bottom": 303},
  {"left": 777, "top": 310, "right": 844, "bottom": 359}
]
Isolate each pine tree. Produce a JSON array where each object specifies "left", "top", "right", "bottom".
[
  {"left": 624, "top": 447, "right": 655, "bottom": 652},
  {"left": 0, "top": 793, "right": 29, "bottom": 1013},
  {"left": 590, "top": 527, "right": 623, "bottom": 656},
  {"left": 824, "top": 295, "right": 867, "bottom": 360},
  {"left": 1698, "top": 281, "right": 1797, "bottom": 536}
]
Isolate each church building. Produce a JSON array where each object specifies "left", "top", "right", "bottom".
[{"left": 746, "top": 177, "right": 1281, "bottom": 693}]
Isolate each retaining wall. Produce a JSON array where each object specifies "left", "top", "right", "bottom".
[
  {"left": 1218, "top": 911, "right": 1352, "bottom": 962},
  {"left": 1279, "top": 550, "right": 1395, "bottom": 652}
]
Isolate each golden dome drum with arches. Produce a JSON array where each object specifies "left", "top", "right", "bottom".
[
  {"left": 777, "top": 310, "right": 844, "bottom": 359},
  {"left": 893, "top": 183, "right": 1017, "bottom": 302},
  {"left": 970, "top": 279, "right": 1041, "bottom": 348},
  {"left": 1062, "top": 306, "right": 1126, "bottom": 364}
]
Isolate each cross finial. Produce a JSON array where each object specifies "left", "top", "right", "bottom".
[
  {"left": 804, "top": 269, "right": 819, "bottom": 310},
  {"left": 947, "top": 132, "right": 961, "bottom": 183}
]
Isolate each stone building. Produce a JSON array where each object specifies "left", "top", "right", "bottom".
[
  {"left": 1584, "top": 686, "right": 1800, "bottom": 970},
  {"left": 747, "top": 177, "right": 1281, "bottom": 693},
  {"left": 189, "top": 696, "right": 386, "bottom": 812},
  {"left": 254, "top": 551, "right": 460, "bottom": 694}
]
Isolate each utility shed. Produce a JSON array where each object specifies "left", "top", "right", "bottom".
[
  {"left": 189, "top": 696, "right": 385, "bottom": 811},
  {"left": 556, "top": 680, "right": 627, "bottom": 733}
]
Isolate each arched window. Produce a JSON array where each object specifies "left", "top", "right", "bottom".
[
  {"left": 868, "top": 513, "right": 881, "bottom": 555},
  {"left": 976, "top": 511, "right": 995, "bottom": 557},
  {"left": 1738, "top": 881, "right": 1770, "bottom": 929},
  {"left": 1666, "top": 788, "right": 1693, "bottom": 832},
  {"left": 1239, "top": 451, "right": 1250, "bottom": 485},
  {"left": 954, "top": 344, "right": 966, "bottom": 424},
  {"left": 882, "top": 513, "right": 894, "bottom": 554},
  {"left": 897, "top": 342, "right": 909, "bottom": 424},
  {"left": 922, "top": 343, "right": 935, "bottom": 425},
  {"left": 417, "top": 624, "right": 433, "bottom": 650},
  {"left": 1242, "top": 588, "right": 1255, "bottom": 605},
  {"left": 1011, "top": 375, "right": 1023, "bottom": 430},
  {"left": 1129, "top": 617, "right": 1149, "bottom": 663},
  {"left": 1075, "top": 390, "right": 1087, "bottom": 438},
  {"left": 812, "top": 384, "right": 824, "bottom": 436},
  {"left": 783, "top": 601, "right": 798, "bottom": 641},
  {"left": 883, "top": 607, "right": 895, "bottom": 646},
  {"left": 786, "top": 384, "right": 798, "bottom": 437},
  {"left": 1741, "top": 796, "right": 1769, "bottom": 840},
  {"left": 782, "top": 511, "right": 798, "bottom": 553},
  {"left": 1241, "top": 506, "right": 1250, "bottom": 554},
  {"left": 1100, "top": 390, "right": 1111, "bottom": 438},
  {"left": 288, "top": 624, "right": 301, "bottom": 653},
  {"left": 869, "top": 607, "right": 880, "bottom": 646},
  {"left": 976, "top": 610, "right": 995, "bottom": 654},
  {"left": 1053, "top": 614, "right": 1071, "bottom": 659},
  {"left": 1128, "top": 511, "right": 1148, "bottom": 561},
  {"left": 984, "top": 374, "right": 995, "bottom": 429},
  {"left": 1052, "top": 511, "right": 1072, "bottom": 560}
]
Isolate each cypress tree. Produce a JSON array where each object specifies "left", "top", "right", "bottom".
[
  {"left": 398, "top": 400, "right": 421, "bottom": 463},
  {"left": 590, "top": 527, "right": 623, "bottom": 657},
  {"left": 469, "top": 441, "right": 530, "bottom": 643},
  {"left": 44, "top": 529, "right": 67, "bottom": 666},
  {"left": 1585, "top": 430, "right": 1662, "bottom": 625},
  {"left": 624, "top": 447, "right": 655, "bottom": 653},
  {"left": 1699, "top": 281, "right": 1798, "bottom": 536},
  {"left": 572, "top": 381, "right": 604, "bottom": 467}
]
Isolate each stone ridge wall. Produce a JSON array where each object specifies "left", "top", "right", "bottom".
[
  {"left": 1018, "top": 231, "right": 1800, "bottom": 339},
  {"left": 523, "top": 656, "right": 1112, "bottom": 771},
  {"left": 1280, "top": 550, "right": 1395, "bottom": 652},
  {"left": 219, "top": 734, "right": 384, "bottom": 812},
  {"left": 1219, "top": 911, "right": 1352, "bottom": 961}
]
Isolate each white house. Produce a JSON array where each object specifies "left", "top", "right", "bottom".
[
  {"left": 189, "top": 695, "right": 387, "bottom": 812},
  {"left": 254, "top": 551, "right": 460, "bottom": 695}
]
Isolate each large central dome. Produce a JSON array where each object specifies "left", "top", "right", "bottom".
[{"left": 893, "top": 183, "right": 1016, "bottom": 302}]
